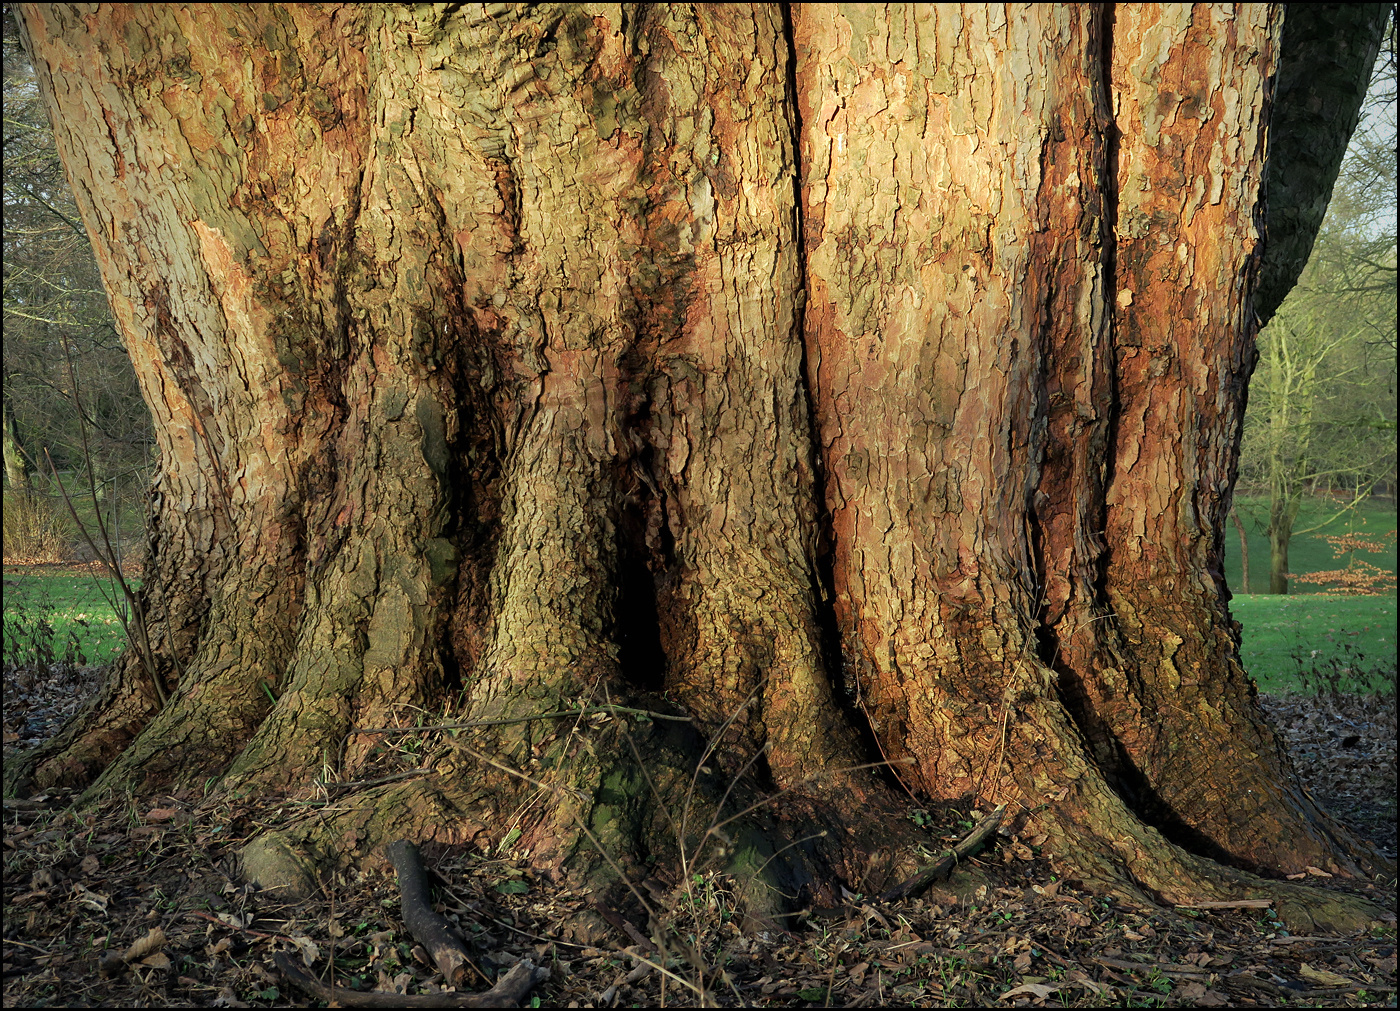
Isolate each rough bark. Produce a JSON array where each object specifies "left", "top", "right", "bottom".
[{"left": 11, "top": 3, "right": 1392, "bottom": 933}]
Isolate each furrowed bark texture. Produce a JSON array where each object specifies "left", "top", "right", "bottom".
[{"left": 13, "top": 3, "right": 1390, "bottom": 922}]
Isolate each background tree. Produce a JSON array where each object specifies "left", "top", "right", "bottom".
[
  {"left": 1239, "top": 11, "right": 1398, "bottom": 593},
  {"left": 8, "top": 4, "right": 1393, "bottom": 932},
  {"left": 2, "top": 10, "right": 151, "bottom": 558}
]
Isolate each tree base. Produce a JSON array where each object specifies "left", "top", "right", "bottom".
[
  {"left": 232, "top": 713, "right": 933, "bottom": 926},
  {"left": 223, "top": 713, "right": 1395, "bottom": 939}
]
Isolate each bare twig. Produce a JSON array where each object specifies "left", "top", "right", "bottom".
[
  {"left": 43, "top": 447, "right": 165, "bottom": 706},
  {"left": 351, "top": 705, "right": 692, "bottom": 737}
]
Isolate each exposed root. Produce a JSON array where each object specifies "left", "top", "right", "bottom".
[
  {"left": 7, "top": 659, "right": 158, "bottom": 795},
  {"left": 232, "top": 716, "right": 930, "bottom": 930},
  {"left": 1034, "top": 798, "right": 1396, "bottom": 934}
]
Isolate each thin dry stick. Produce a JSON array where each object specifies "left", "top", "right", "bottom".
[
  {"left": 876, "top": 639, "right": 926, "bottom": 803},
  {"left": 351, "top": 705, "right": 692, "bottom": 736},
  {"left": 47, "top": 339, "right": 166, "bottom": 696},
  {"left": 702, "top": 759, "right": 914, "bottom": 842},
  {"left": 603, "top": 683, "right": 754, "bottom": 1005},
  {"left": 977, "top": 613, "right": 1118, "bottom": 806},
  {"left": 44, "top": 448, "right": 167, "bottom": 706},
  {"left": 975, "top": 686, "right": 1015, "bottom": 808},
  {"left": 685, "top": 739, "right": 774, "bottom": 876},
  {"left": 677, "top": 681, "right": 771, "bottom": 877},
  {"left": 605, "top": 682, "right": 686, "bottom": 850},
  {"left": 878, "top": 803, "right": 1006, "bottom": 903}
]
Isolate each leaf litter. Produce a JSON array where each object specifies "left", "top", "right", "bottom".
[{"left": 3, "top": 668, "right": 1396, "bottom": 1007}]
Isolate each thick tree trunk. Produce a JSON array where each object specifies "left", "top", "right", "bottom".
[
  {"left": 1254, "top": 2, "right": 1390, "bottom": 326},
  {"left": 12, "top": 3, "right": 1390, "bottom": 931}
]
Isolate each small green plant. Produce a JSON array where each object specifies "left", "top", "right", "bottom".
[{"left": 3, "top": 604, "right": 80, "bottom": 671}]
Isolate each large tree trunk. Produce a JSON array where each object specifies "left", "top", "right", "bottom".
[{"left": 12, "top": 3, "right": 1391, "bottom": 931}]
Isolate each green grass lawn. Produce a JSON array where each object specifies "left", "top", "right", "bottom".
[
  {"left": 2, "top": 569, "right": 134, "bottom": 669},
  {"left": 1229, "top": 592, "right": 1397, "bottom": 694}
]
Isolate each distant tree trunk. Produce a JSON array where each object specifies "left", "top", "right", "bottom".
[
  {"left": 1269, "top": 495, "right": 1300, "bottom": 594},
  {"left": 1231, "top": 507, "right": 1252, "bottom": 594},
  {"left": 2, "top": 393, "right": 32, "bottom": 492},
  {"left": 12, "top": 3, "right": 1390, "bottom": 930}
]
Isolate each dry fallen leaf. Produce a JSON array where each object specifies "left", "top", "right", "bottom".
[
  {"left": 1001, "top": 982, "right": 1061, "bottom": 1000},
  {"left": 79, "top": 854, "right": 100, "bottom": 875},
  {"left": 290, "top": 934, "right": 320, "bottom": 967},
  {"left": 145, "top": 807, "right": 178, "bottom": 823},
  {"left": 139, "top": 952, "right": 172, "bottom": 970},
  {"left": 1367, "top": 955, "right": 1397, "bottom": 974},
  {"left": 1065, "top": 970, "right": 1109, "bottom": 996},
  {"left": 97, "top": 950, "right": 127, "bottom": 978},
  {"left": 123, "top": 926, "right": 166, "bottom": 962},
  {"left": 1298, "top": 963, "right": 1352, "bottom": 987},
  {"left": 1304, "top": 865, "right": 1334, "bottom": 878},
  {"left": 71, "top": 882, "right": 109, "bottom": 914}
]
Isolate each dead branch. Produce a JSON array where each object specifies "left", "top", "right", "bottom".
[
  {"left": 273, "top": 952, "right": 548, "bottom": 1008},
  {"left": 384, "top": 839, "right": 475, "bottom": 988},
  {"left": 879, "top": 804, "right": 1006, "bottom": 903}
]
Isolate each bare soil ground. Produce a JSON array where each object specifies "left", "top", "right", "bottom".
[{"left": 3, "top": 662, "right": 1396, "bottom": 1008}]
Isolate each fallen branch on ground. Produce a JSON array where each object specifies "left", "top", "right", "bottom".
[
  {"left": 274, "top": 838, "right": 550, "bottom": 1007},
  {"left": 385, "top": 839, "right": 476, "bottom": 988},
  {"left": 879, "top": 804, "right": 1006, "bottom": 903},
  {"left": 273, "top": 952, "right": 548, "bottom": 1008}
]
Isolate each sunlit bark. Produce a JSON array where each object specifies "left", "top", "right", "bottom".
[{"left": 12, "top": 3, "right": 1390, "bottom": 929}]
